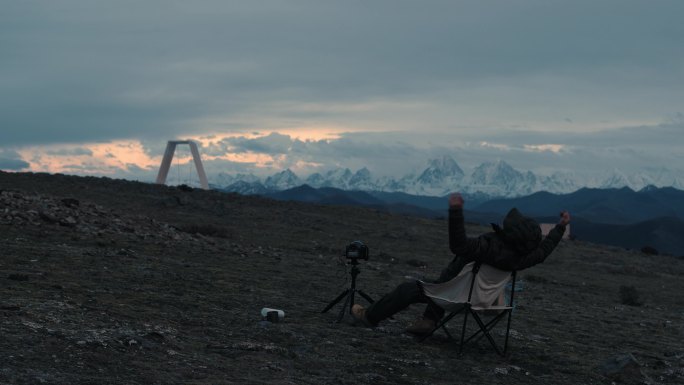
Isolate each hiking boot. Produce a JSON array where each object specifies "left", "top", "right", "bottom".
[
  {"left": 351, "top": 304, "right": 373, "bottom": 327},
  {"left": 405, "top": 318, "right": 436, "bottom": 335}
]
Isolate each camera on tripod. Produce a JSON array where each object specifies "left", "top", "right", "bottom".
[
  {"left": 345, "top": 240, "right": 369, "bottom": 260},
  {"left": 322, "top": 240, "right": 374, "bottom": 322}
]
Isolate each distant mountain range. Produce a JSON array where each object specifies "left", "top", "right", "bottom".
[
  {"left": 474, "top": 187, "right": 684, "bottom": 255},
  {"left": 209, "top": 156, "right": 684, "bottom": 255},
  {"left": 211, "top": 155, "right": 684, "bottom": 198},
  {"left": 475, "top": 186, "right": 684, "bottom": 224},
  {"left": 258, "top": 184, "right": 684, "bottom": 256}
]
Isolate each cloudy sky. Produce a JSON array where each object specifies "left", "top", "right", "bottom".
[{"left": 2, "top": 0, "right": 683, "bottom": 184}]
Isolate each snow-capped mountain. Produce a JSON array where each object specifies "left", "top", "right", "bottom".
[
  {"left": 214, "top": 156, "right": 683, "bottom": 198},
  {"left": 537, "top": 172, "right": 581, "bottom": 194},
  {"left": 595, "top": 168, "right": 684, "bottom": 191},
  {"left": 375, "top": 174, "right": 414, "bottom": 193},
  {"left": 303, "top": 167, "right": 379, "bottom": 191},
  {"left": 304, "top": 172, "right": 326, "bottom": 187},
  {"left": 225, "top": 181, "right": 269, "bottom": 195},
  {"left": 264, "top": 169, "right": 301, "bottom": 190},
  {"left": 410, "top": 156, "right": 465, "bottom": 196},
  {"left": 463, "top": 160, "right": 537, "bottom": 197},
  {"left": 306, "top": 168, "right": 353, "bottom": 189},
  {"left": 599, "top": 169, "right": 632, "bottom": 190},
  {"left": 348, "top": 167, "right": 376, "bottom": 191},
  {"left": 213, "top": 172, "right": 260, "bottom": 187}
]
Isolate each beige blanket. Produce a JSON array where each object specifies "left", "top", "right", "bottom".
[{"left": 421, "top": 262, "right": 512, "bottom": 311}]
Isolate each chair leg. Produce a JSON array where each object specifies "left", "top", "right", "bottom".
[
  {"left": 459, "top": 306, "right": 470, "bottom": 354},
  {"left": 419, "top": 305, "right": 515, "bottom": 357},
  {"left": 503, "top": 309, "right": 513, "bottom": 354},
  {"left": 466, "top": 311, "right": 508, "bottom": 345},
  {"left": 471, "top": 311, "right": 504, "bottom": 356},
  {"left": 464, "top": 313, "right": 501, "bottom": 344},
  {"left": 419, "top": 310, "right": 459, "bottom": 342}
]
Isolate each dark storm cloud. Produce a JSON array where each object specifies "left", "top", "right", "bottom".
[
  {"left": 0, "top": 150, "right": 29, "bottom": 170},
  {"left": 470, "top": 121, "right": 684, "bottom": 151},
  {"left": 439, "top": 121, "right": 684, "bottom": 175},
  {"left": 2, "top": 0, "right": 683, "bottom": 149},
  {"left": 223, "top": 131, "right": 423, "bottom": 162},
  {"left": 182, "top": 121, "right": 683, "bottom": 179},
  {"left": 204, "top": 131, "right": 431, "bottom": 176},
  {"left": 201, "top": 158, "right": 258, "bottom": 175},
  {"left": 224, "top": 133, "right": 294, "bottom": 155}
]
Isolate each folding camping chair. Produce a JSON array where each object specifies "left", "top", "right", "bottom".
[{"left": 419, "top": 262, "right": 517, "bottom": 356}]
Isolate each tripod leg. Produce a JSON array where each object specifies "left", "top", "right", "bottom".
[
  {"left": 356, "top": 290, "right": 375, "bottom": 304},
  {"left": 321, "top": 289, "right": 350, "bottom": 313},
  {"left": 335, "top": 290, "right": 352, "bottom": 323},
  {"left": 349, "top": 289, "right": 356, "bottom": 314}
]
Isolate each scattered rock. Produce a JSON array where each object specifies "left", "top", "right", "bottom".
[
  {"left": 494, "top": 367, "right": 509, "bottom": 375},
  {"left": 641, "top": 246, "right": 659, "bottom": 255},
  {"left": 528, "top": 334, "right": 549, "bottom": 342},
  {"left": 361, "top": 373, "right": 387, "bottom": 383},
  {"left": 207, "top": 341, "right": 293, "bottom": 358},
  {"left": 59, "top": 216, "right": 78, "bottom": 227},
  {"left": 0, "top": 190, "right": 196, "bottom": 242},
  {"left": 60, "top": 198, "right": 80, "bottom": 208},
  {"left": 406, "top": 259, "right": 427, "bottom": 268},
  {"left": 619, "top": 285, "right": 642, "bottom": 306},
  {"left": 600, "top": 353, "right": 645, "bottom": 382},
  {"left": 174, "top": 196, "right": 190, "bottom": 206},
  {"left": 524, "top": 274, "right": 548, "bottom": 284},
  {"left": 144, "top": 332, "right": 165, "bottom": 343},
  {"left": 39, "top": 211, "right": 58, "bottom": 223},
  {"left": 8, "top": 274, "right": 29, "bottom": 281}
]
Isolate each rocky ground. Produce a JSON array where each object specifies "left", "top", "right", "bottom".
[{"left": 1, "top": 171, "right": 683, "bottom": 385}]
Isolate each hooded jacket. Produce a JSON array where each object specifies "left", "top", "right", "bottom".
[{"left": 449, "top": 207, "right": 566, "bottom": 271}]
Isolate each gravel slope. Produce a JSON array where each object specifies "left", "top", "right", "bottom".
[{"left": 1, "top": 171, "right": 683, "bottom": 384}]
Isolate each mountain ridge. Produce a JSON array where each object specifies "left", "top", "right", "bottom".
[
  {"left": 265, "top": 184, "right": 684, "bottom": 255},
  {"left": 213, "top": 156, "right": 684, "bottom": 198}
]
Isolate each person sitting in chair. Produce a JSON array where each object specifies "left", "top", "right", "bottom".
[{"left": 351, "top": 192, "right": 571, "bottom": 333}]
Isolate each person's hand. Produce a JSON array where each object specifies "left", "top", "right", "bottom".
[
  {"left": 449, "top": 193, "right": 464, "bottom": 209},
  {"left": 558, "top": 210, "right": 571, "bottom": 226}
]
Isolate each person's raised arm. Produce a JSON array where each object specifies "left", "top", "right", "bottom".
[
  {"left": 515, "top": 210, "right": 571, "bottom": 270},
  {"left": 448, "top": 193, "right": 481, "bottom": 255}
]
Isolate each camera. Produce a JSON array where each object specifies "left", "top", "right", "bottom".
[{"left": 345, "top": 240, "right": 369, "bottom": 260}]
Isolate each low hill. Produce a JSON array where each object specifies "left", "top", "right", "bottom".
[
  {"left": 265, "top": 185, "right": 386, "bottom": 206},
  {"left": 560, "top": 216, "right": 684, "bottom": 256},
  {"left": 475, "top": 187, "right": 684, "bottom": 256},
  {"left": 266, "top": 185, "right": 443, "bottom": 218},
  {"left": 368, "top": 190, "right": 493, "bottom": 211},
  {"left": 475, "top": 186, "right": 684, "bottom": 224},
  {"left": 1, "top": 171, "right": 683, "bottom": 384}
]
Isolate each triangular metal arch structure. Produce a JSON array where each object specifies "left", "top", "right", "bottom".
[{"left": 155, "top": 140, "right": 209, "bottom": 190}]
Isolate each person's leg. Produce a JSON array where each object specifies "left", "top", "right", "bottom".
[
  {"left": 364, "top": 281, "right": 431, "bottom": 326},
  {"left": 423, "top": 299, "right": 445, "bottom": 322}
]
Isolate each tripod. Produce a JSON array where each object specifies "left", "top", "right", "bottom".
[{"left": 321, "top": 258, "right": 374, "bottom": 323}]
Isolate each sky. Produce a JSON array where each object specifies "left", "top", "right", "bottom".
[{"left": 1, "top": 0, "right": 683, "bottom": 184}]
